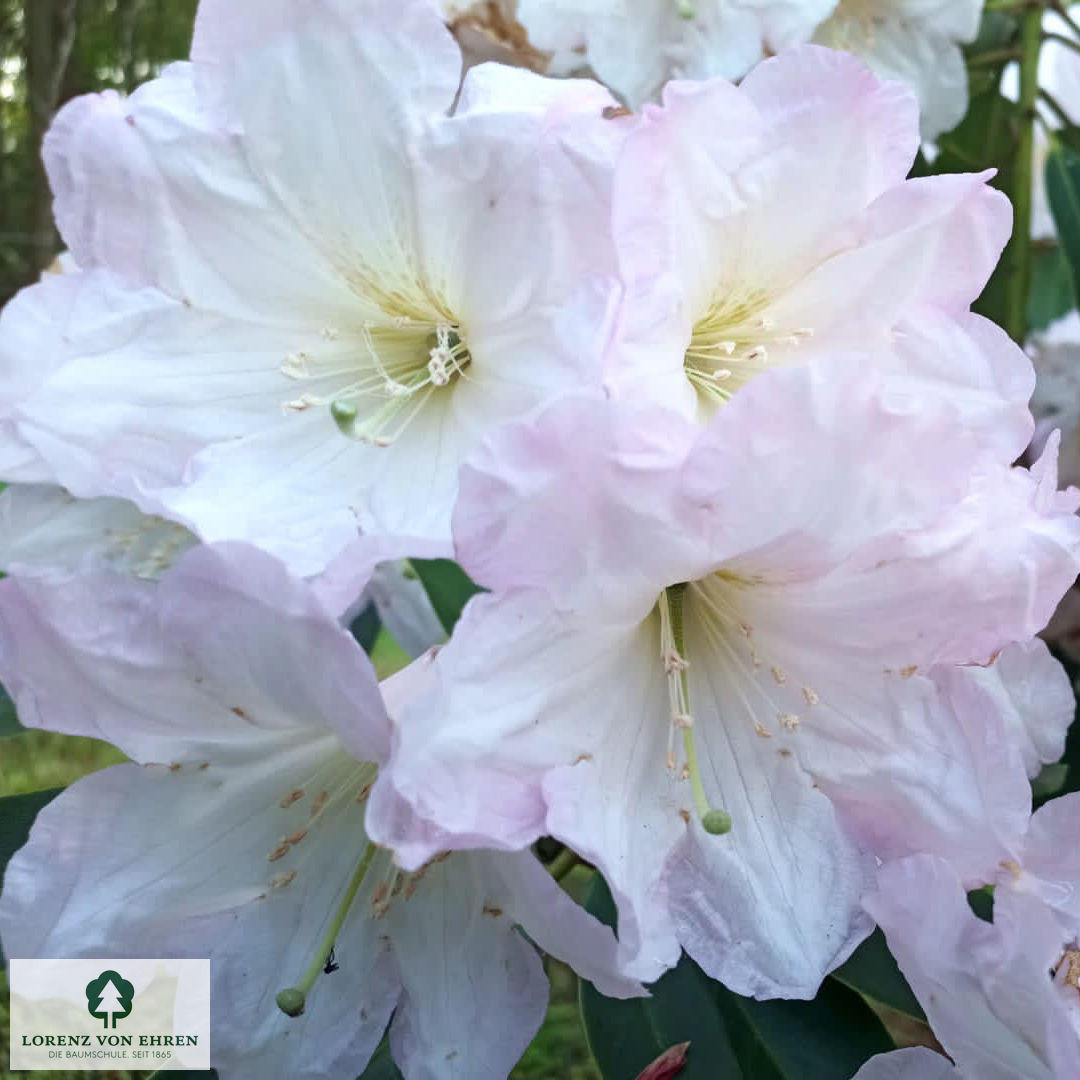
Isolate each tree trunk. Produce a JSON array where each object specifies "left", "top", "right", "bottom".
[{"left": 24, "top": 0, "right": 78, "bottom": 274}]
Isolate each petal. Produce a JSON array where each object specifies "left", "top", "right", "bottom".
[
  {"left": 0, "top": 758, "right": 400, "bottom": 1079},
  {"left": 376, "top": 590, "right": 686, "bottom": 982},
  {"left": 664, "top": 603, "right": 875, "bottom": 1000},
  {"left": 0, "top": 543, "right": 389, "bottom": 764},
  {"left": 866, "top": 856, "right": 1070, "bottom": 1080},
  {"left": 42, "top": 67, "right": 354, "bottom": 322},
  {"left": 0, "top": 485, "right": 195, "bottom": 582},
  {"left": 767, "top": 173, "right": 1012, "bottom": 335},
  {"left": 191, "top": 0, "right": 459, "bottom": 271},
  {"left": 1019, "top": 792, "right": 1080, "bottom": 928},
  {"left": 852, "top": 1048, "right": 958, "bottom": 1080},
  {"left": 385, "top": 851, "right": 547, "bottom": 1080},
  {"left": 488, "top": 848, "right": 644, "bottom": 999},
  {"left": 454, "top": 393, "right": 707, "bottom": 615}
]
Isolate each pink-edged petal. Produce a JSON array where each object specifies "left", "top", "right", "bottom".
[
  {"left": 671, "top": 625, "right": 875, "bottom": 998},
  {"left": 734, "top": 46, "right": 919, "bottom": 257},
  {"left": 375, "top": 590, "right": 686, "bottom": 982},
  {"left": 867, "top": 856, "right": 1076, "bottom": 1080},
  {"left": 768, "top": 173, "right": 1011, "bottom": 336},
  {"left": 191, "top": 0, "right": 460, "bottom": 268},
  {"left": 0, "top": 761, "right": 401, "bottom": 1080},
  {"left": 1016, "top": 792, "right": 1080, "bottom": 930},
  {"left": 0, "top": 543, "right": 389, "bottom": 764},
  {"left": 43, "top": 66, "right": 354, "bottom": 321},
  {"left": 454, "top": 393, "right": 706, "bottom": 614},
  {"left": 872, "top": 310, "right": 1035, "bottom": 461},
  {"left": 950, "top": 639, "right": 1074, "bottom": 782},
  {"left": 852, "top": 1047, "right": 958, "bottom": 1080}
]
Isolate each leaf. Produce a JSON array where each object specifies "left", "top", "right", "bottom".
[
  {"left": 0, "top": 682, "right": 22, "bottom": 737},
  {"left": 410, "top": 559, "right": 483, "bottom": 635},
  {"left": 1028, "top": 243, "right": 1077, "bottom": 333},
  {"left": 830, "top": 929, "right": 925, "bottom": 1021},
  {"left": 580, "top": 877, "right": 894, "bottom": 1080},
  {"left": 357, "top": 1038, "right": 404, "bottom": 1079},
  {"left": 349, "top": 600, "right": 382, "bottom": 654},
  {"left": 0, "top": 787, "right": 63, "bottom": 967},
  {"left": 1046, "top": 139, "right": 1080, "bottom": 306}
]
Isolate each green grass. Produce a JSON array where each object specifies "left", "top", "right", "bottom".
[{"left": 0, "top": 630, "right": 600, "bottom": 1079}]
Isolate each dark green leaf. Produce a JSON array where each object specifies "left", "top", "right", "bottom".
[
  {"left": 410, "top": 559, "right": 483, "bottom": 635},
  {"left": 930, "top": 90, "right": 1021, "bottom": 328},
  {"left": 580, "top": 877, "right": 893, "bottom": 1080},
  {"left": 1028, "top": 243, "right": 1077, "bottom": 332},
  {"left": 0, "top": 787, "right": 63, "bottom": 966},
  {"left": 0, "top": 682, "right": 22, "bottom": 737},
  {"left": 1047, "top": 139, "right": 1080, "bottom": 307},
  {"left": 830, "top": 930, "right": 924, "bottom": 1021},
  {"left": 357, "top": 1038, "right": 403, "bottom": 1079}
]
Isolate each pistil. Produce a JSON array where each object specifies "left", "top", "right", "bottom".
[
  {"left": 660, "top": 584, "right": 732, "bottom": 836},
  {"left": 276, "top": 841, "right": 378, "bottom": 1017}
]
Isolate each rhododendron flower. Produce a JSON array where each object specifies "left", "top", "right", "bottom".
[
  {"left": 811, "top": 0, "right": 982, "bottom": 140},
  {"left": 0, "top": 0, "right": 625, "bottom": 575},
  {"left": 0, "top": 545, "right": 639, "bottom": 1078},
  {"left": 610, "top": 48, "right": 1032, "bottom": 460},
  {"left": 372, "top": 361, "right": 1080, "bottom": 997},
  {"left": 516, "top": 0, "right": 835, "bottom": 106},
  {"left": 862, "top": 796, "right": 1080, "bottom": 1079}
]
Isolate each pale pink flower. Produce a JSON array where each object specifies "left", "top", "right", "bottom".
[
  {"left": 517, "top": 0, "right": 835, "bottom": 107},
  {"left": 609, "top": 47, "right": 1032, "bottom": 460},
  {"left": 812, "top": 0, "right": 983, "bottom": 140},
  {"left": 373, "top": 360, "right": 1080, "bottom": 997},
  {"left": 0, "top": 544, "right": 640, "bottom": 1079},
  {"left": 864, "top": 795, "right": 1080, "bottom": 1080},
  {"left": 0, "top": 0, "right": 624, "bottom": 575}
]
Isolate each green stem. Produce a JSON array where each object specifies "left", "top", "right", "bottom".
[
  {"left": 549, "top": 847, "right": 580, "bottom": 882},
  {"left": 1007, "top": 2, "right": 1046, "bottom": 345}
]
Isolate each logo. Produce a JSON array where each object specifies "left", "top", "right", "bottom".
[
  {"left": 9, "top": 958, "right": 210, "bottom": 1070},
  {"left": 85, "top": 970, "right": 134, "bottom": 1028}
]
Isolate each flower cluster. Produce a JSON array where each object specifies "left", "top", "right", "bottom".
[
  {"left": 456, "top": 0, "right": 984, "bottom": 138},
  {"left": 1, "top": 0, "right": 1079, "bottom": 1077}
]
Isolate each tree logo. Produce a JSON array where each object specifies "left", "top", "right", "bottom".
[{"left": 85, "top": 970, "right": 134, "bottom": 1028}]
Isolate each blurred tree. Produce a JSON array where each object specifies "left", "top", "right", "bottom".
[{"left": 0, "top": 0, "right": 197, "bottom": 305}]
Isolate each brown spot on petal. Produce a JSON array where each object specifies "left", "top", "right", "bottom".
[
  {"left": 899, "top": 666, "right": 917, "bottom": 679},
  {"left": 231, "top": 706, "right": 250, "bottom": 720},
  {"left": 169, "top": 763, "right": 182, "bottom": 773},
  {"left": 268, "top": 843, "right": 290, "bottom": 863},
  {"left": 285, "top": 828, "right": 308, "bottom": 846},
  {"left": 679, "top": 809, "right": 691, "bottom": 824},
  {"left": 280, "top": 788, "right": 305, "bottom": 808},
  {"left": 602, "top": 105, "right": 632, "bottom": 120},
  {"left": 482, "top": 905, "right": 503, "bottom": 917}
]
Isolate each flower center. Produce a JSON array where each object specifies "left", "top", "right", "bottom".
[
  {"left": 685, "top": 292, "right": 812, "bottom": 414},
  {"left": 281, "top": 316, "right": 472, "bottom": 447},
  {"left": 658, "top": 583, "right": 732, "bottom": 835}
]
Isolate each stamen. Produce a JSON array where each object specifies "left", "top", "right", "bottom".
[
  {"left": 676, "top": 0, "right": 695, "bottom": 16},
  {"left": 276, "top": 841, "right": 378, "bottom": 1017},
  {"left": 660, "top": 584, "right": 732, "bottom": 836}
]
